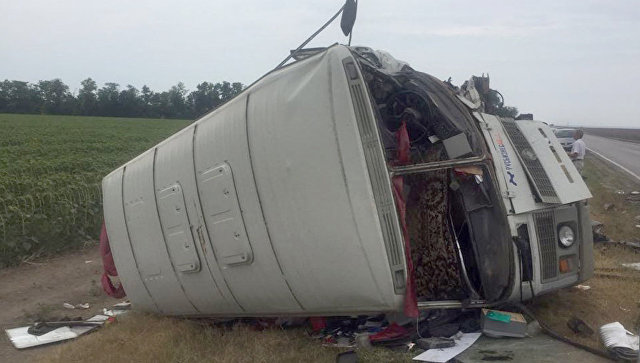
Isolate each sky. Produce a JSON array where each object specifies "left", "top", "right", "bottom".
[{"left": 1, "top": 0, "right": 639, "bottom": 127}]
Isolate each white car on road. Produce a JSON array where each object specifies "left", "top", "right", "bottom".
[{"left": 554, "top": 128, "right": 576, "bottom": 151}]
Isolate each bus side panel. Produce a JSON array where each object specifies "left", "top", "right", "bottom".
[
  {"left": 154, "top": 128, "right": 241, "bottom": 314},
  {"left": 247, "top": 49, "right": 391, "bottom": 312},
  {"left": 122, "top": 151, "right": 197, "bottom": 315},
  {"left": 194, "top": 96, "right": 304, "bottom": 314},
  {"left": 103, "top": 169, "right": 158, "bottom": 313}
]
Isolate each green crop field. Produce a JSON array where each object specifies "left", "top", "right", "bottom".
[{"left": 0, "top": 113, "right": 191, "bottom": 267}]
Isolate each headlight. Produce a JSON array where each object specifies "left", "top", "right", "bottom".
[{"left": 558, "top": 225, "right": 575, "bottom": 247}]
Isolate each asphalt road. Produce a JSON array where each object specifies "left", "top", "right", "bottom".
[{"left": 584, "top": 134, "right": 640, "bottom": 181}]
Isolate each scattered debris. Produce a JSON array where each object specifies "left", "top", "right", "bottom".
[
  {"left": 616, "top": 190, "right": 625, "bottom": 195},
  {"left": 622, "top": 262, "right": 640, "bottom": 271},
  {"left": 620, "top": 306, "right": 631, "bottom": 313},
  {"left": 103, "top": 301, "right": 131, "bottom": 316},
  {"left": 574, "top": 284, "right": 591, "bottom": 291},
  {"left": 526, "top": 320, "right": 542, "bottom": 336},
  {"left": 623, "top": 240, "right": 640, "bottom": 249},
  {"left": 567, "top": 316, "right": 594, "bottom": 336},
  {"left": 481, "top": 309, "right": 527, "bottom": 338},
  {"left": 426, "top": 323, "right": 459, "bottom": 338},
  {"left": 603, "top": 203, "right": 615, "bottom": 211},
  {"left": 355, "top": 333, "right": 373, "bottom": 350},
  {"left": 323, "top": 336, "right": 354, "bottom": 348},
  {"left": 599, "top": 322, "right": 639, "bottom": 361},
  {"left": 591, "top": 220, "right": 609, "bottom": 242},
  {"left": 415, "top": 337, "right": 455, "bottom": 350},
  {"left": 63, "top": 302, "right": 91, "bottom": 310},
  {"left": 413, "top": 332, "right": 481, "bottom": 362},
  {"left": 112, "top": 301, "right": 131, "bottom": 310},
  {"left": 4, "top": 301, "right": 129, "bottom": 349},
  {"left": 5, "top": 315, "right": 111, "bottom": 349},
  {"left": 370, "top": 322, "right": 410, "bottom": 344},
  {"left": 84, "top": 260, "right": 93, "bottom": 264}
]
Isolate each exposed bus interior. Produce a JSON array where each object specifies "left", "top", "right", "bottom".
[{"left": 353, "top": 47, "right": 503, "bottom": 302}]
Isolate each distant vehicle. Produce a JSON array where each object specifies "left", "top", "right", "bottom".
[
  {"left": 554, "top": 128, "right": 577, "bottom": 151},
  {"left": 101, "top": 45, "right": 594, "bottom": 317}
]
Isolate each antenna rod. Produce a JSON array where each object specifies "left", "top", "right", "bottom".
[{"left": 275, "top": 4, "right": 346, "bottom": 69}]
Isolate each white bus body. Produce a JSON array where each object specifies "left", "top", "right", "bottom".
[{"left": 102, "top": 45, "right": 593, "bottom": 316}]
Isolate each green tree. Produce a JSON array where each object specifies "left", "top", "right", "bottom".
[
  {"left": 0, "top": 80, "right": 41, "bottom": 113},
  {"left": 187, "top": 82, "right": 219, "bottom": 118},
  {"left": 96, "top": 83, "right": 120, "bottom": 116},
  {"left": 140, "top": 85, "right": 153, "bottom": 117},
  {"left": 118, "top": 85, "right": 141, "bottom": 117},
  {"left": 0, "top": 78, "right": 244, "bottom": 119},
  {"left": 37, "top": 79, "right": 74, "bottom": 115},
  {"left": 214, "top": 81, "right": 244, "bottom": 102},
  {"left": 167, "top": 82, "right": 187, "bottom": 118},
  {"left": 77, "top": 78, "right": 97, "bottom": 115}
]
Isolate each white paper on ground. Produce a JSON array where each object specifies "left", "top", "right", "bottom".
[
  {"left": 413, "top": 332, "right": 481, "bottom": 362},
  {"left": 599, "top": 322, "right": 639, "bottom": 351},
  {"left": 4, "top": 314, "right": 109, "bottom": 349},
  {"left": 103, "top": 308, "right": 129, "bottom": 316},
  {"left": 622, "top": 262, "right": 640, "bottom": 271}
]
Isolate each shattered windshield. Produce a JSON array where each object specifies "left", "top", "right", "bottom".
[{"left": 350, "top": 47, "right": 483, "bottom": 166}]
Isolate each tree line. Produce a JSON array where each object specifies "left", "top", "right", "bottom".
[{"left": 0, "top": 78, "right": 245, "bottom": 120}]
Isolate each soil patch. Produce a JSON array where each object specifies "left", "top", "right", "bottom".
[{"left": 0, "top": 246, "right": 115, "bottom": 362}]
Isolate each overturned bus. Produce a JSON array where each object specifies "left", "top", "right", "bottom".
[{"left": 101, "top": 45, "right": 593, "bottom": 317}]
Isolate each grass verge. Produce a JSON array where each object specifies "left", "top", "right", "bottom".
[
  {"left": 530, "top": 154, "right": 640, "bottom": 351},
  {"left": 38, "top": 313, "right": 412, "bottom": 363}
]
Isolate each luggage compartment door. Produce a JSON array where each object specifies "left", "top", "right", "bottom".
[
  {"left": 198, "top": 163, "right": 252, "bottom": 265},
  {"left": 156, "top": 184, "right": 200, "bottom": 273},
  {"left": 194, "top": 96, "right": 303, "bottom": 314},
  {"left": 154, "top": 128, "right": 242, "bottom": 314}
]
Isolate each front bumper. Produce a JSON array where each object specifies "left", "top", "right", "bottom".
[
  {"left": 509, "top": 201, "right": 594, "bottom": 301},
  {"left": 533, "top": 201, "right": 593, "bottom": 285}
]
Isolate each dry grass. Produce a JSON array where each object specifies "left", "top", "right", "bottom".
[
  {"left": 584, "top": 154, "right": 640, "bottom": 242},
  {"left": 530, "top": 246, "right": 640, "bottom": 351},
  {"left": 36, "top": 314, "right": 413, "bottom": 363},
  {"left": 40, "top": 314, "right": 342, "bottom": 363},
  {"left": 530, "top": 154, "right": 640, "bottom": 351}
]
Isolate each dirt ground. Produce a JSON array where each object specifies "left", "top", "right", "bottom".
[{"left": 0, "top": 247, "right": 115, "bottom": 362}]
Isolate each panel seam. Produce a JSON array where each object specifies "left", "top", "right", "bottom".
[
  {"left": 120, "top": 165, "right": 162, "bottom": 313},
  {"left": 244, "top": 92, "right": 305, "bottom": 311},
  {"left": 192, "top": 124, "right": 246, "bottom": 312}
]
